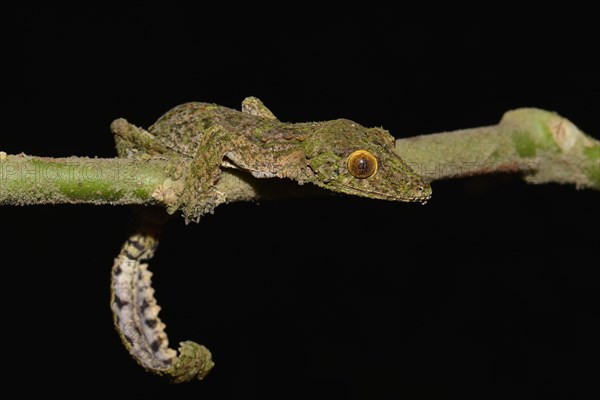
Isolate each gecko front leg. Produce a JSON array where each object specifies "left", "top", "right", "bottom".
[
  {"left": 111, "top": 219, "right": 214, "bottom": 382},
  {"left": 241, "top": 96, "right": 277, "bottom": 120}
]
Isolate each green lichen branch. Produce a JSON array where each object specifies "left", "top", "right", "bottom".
[
  {"left": 0, "top": 153, "right": 265, "bottom": 206},
  {"left": 0, "top": 108, "right": 598, "bottom": 209},
  {"left": 395, "top": 108, "right": 600, "bottom": 189},
  {"left": 0, "top": 155, "right": 166, "bottom": 206}
]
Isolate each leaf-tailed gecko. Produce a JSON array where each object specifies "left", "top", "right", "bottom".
[{"left": 109, "top": 97, "right": 431, "bottom": 382}]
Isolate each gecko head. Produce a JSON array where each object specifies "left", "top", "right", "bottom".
[{"left": 303, "top": 119, "right": 431, "bottom": 203}]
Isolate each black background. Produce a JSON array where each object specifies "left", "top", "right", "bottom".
[{"left": 6, "top": 6, "right": 599, "bottom": 399}]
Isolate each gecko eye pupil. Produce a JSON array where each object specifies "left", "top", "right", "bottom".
[{"left": 347, "top": 150, "right": 378, "bottom": 179}]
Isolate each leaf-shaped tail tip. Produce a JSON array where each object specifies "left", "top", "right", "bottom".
[{"left": 166, "top": 341, "right": 215, "bottom": 383}]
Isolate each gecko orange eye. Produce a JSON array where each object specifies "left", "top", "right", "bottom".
[{"left": 347, "top": 150, "right": 378, "bottom": 179}]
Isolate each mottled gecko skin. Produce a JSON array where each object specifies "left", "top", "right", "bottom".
[
  {"left": 112, "top": 97, "right": 431, "bottom": 222},
  {"left": 110, "top": 97, "right": 431, "bottom": 382}
]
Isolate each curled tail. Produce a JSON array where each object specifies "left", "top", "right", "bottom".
[{"left": 110, "top": 214, "right": 214, "bottom": 382}]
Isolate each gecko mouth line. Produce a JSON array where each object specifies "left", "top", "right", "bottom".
[{"left": 338, "top": 181, "right": 431, "bottom": 203}]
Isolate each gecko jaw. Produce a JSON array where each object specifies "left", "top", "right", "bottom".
[{"left": 338, "top": 182, "right": 431, "bottom": 203}]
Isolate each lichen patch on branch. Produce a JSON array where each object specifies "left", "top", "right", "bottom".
[{"left": 395, "top": 108, "right": 599, "bottom": 190}]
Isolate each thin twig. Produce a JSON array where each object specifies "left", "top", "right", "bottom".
[{"left": 1, "top": 108, "right": 598, "bottom": 210}]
